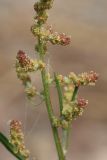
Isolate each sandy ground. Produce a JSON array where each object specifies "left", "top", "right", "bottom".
[{"left": 0, "top": 0, "right": 107, "bottom": 159}]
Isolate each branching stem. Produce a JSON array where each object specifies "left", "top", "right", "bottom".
[
  {"left": 62, "top": 86, "right": 79, "bottom": 156},
  {"left": 37, "top": 34, "right": 65, "bottom": 160}
]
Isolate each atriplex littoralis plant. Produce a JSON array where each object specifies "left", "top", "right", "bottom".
[{"left": 0, "top": 0, "right": 99, "bottom": 160}]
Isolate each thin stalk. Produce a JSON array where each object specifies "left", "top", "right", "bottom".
[
  {"left": 41, "top": 69, "right": 65, "bottom": 160},
  {"left": 0, "top": 132, "right": 25, "bottom": 160},
  {"left": 71, "top": 86, "right": 78, "bottom": 101},
  {"left": 62, "top": 86, "right": 79, "bottom": 157},
  {"left": 62, "top": 128, "right": 69, "bottom": 156},
  {"left": 54, "top": 73, "right": 63, "bottom": 115},
  {"left": 54, "top": 73, "right": 67, "bottom": 157},
  {"left": 37, "top": 37, "right": 65, "bottom": 160}
]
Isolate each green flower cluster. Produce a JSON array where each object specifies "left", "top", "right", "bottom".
[
  {"left": 52, "top": 71, "right": 98, "bottom": 129},
  {"left": 52, "top": 98, "right": 88, "bottom": 129},
  {"left": 34, "top": 0, "right": 54, "bottom": 24},
  {"left": 9, "top": 120, "right": 30, "bottom": 159},
  {"left": 62, "top": 98, "right": 88, "bottom": 121}
]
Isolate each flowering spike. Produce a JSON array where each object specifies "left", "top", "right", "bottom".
[{"left": 9, "top": 120, "right": 30, "bottom": 159}]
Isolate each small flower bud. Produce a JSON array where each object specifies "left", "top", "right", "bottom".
[
  {"left": 56, "top": 75, "right": 64, "bottom": 84},
  {"left": 69, "top": 72, "right": 79, "bottom": 86},
  {"left": 38, "top": 60, "right": 46, "bottom": 70},
  {"left": 61, "top": 120, "right": 69, "bottom": 129},
  {"left": 87, "top": 71, "right": 99, "bottom": 83},
  {"left": 31, "top": 25, "right": 40, "bottom": 36},
  {"left": 72, "top": 107, "right": 84, "bottom": 119},
  {"left": 52, "top": 116, "right": 61, "bottom": 128},
  {"left": 63, "top": 76, "right": 71, "bottom": 84},
  {"left": 77, "top": 98, "right": 88, "bottom": 108},
  {"left": 17, "top": 72, "right": 31, "bottom": 84},
  {"left": 46, "top": 72, "right": 53, "bottom": 84},
  {"left": 25, "top": 85, "right": 37, "bottom": 99},
  {"left": 34, "top": 12, "right": 48, "bottom": 24},
  {"left": 59, "top": 33, "right": 71, "bottom": 46},
  {"left": 62, "top": 103, "right": 73, "bottom": 121},
  {"left": 49, "top": 32, "right": 71, "bottom": 46}
]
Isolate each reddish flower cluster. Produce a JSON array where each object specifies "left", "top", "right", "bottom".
[
  {"left": 10, "top": 120, "right": 22, "bottom": 131},
  {"left": 87, "top": 71, "right": 99, "bottom": 83},
  {"left": 79, "top": 71, "right": 99, "bottom": 85},
  {"left": 17, "top": 50, "right": 30, "bottom": 68},
  {"left": 59, "top": 33, "right": 71, "bottom": 46},
  {"left": 48, "top": 31, "right": 71, "bottom": 46},
  {"left": 77, "top": 98, "right": 88, "bottom": 108},
  {"left": 31, "top": 23, "right": 71, "bottom": 46}
]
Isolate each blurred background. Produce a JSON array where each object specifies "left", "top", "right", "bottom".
[{"left": 0, "top": 0, "right": 107, "bottom": 159}]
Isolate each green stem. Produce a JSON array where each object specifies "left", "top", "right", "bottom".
[
  {"left": 37, "top": 37, "right": 65, "bottom": 160},
  {"left": 0, "top": 132, "right": 25, "bottom": 160},
  {"left": 54, "top": 73, "right": 67, "bottom": 157},
  {"left": 41, "top": 69, "right": 65, "bottom": 160},
  {"left": 71, "top": 86, "right": 78, "bottom": 101},
  {"left": 62, "top": 86, "right": 79, "bottom": 156},
  {"left": 54, "top": 73, "right": 68, "bottom": 157},
  {"left": 54, "top": 73, "right": 63, "bottom": 115},
  {"left": 62, "top": 128, "right": 69, "bottom": 156}
]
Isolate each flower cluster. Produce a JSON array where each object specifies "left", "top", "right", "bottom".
[
  {"left": 31, "top": 25, "right": 71, "bottom": 46},
  {"left": 56, "top": 71, "right": 99, "bottom": 87},
  {"left": 52, "top": 72, "right": 98, "bottom": 129},
  {"left": 69, "top": 71, "right": 99, "bottom": 86},
  {"left": 62, "top": 98, "right": 88, "bottom": 120},
  {"left": 34, "top": 0, "right": 53, "bottom": 24},
  {"left": 34, "top": 0, "right": 54, "bottom": 13},
  {"left": 16, "top": 50, "right": 45, "bottom": 73},
  {"left": 9, "top": 120, "right": 30, "bottom": 159},
  {"left": 25, "top": 83, "right": 37, "bottom": 99},
  {"left": 32, "top": 0, "right": 71, "bottom": 47},
  {"left": 49, "top": 32, "right": 71, "bottom": 46},
  {"left": 16, "top": 50, "right": 45, "bottom": 99},
  {"left": 77, "top": 98, "right": 88, "bottom": 108},
  {"left": 17, "top": 50, "right": 31, "bottom": 68},
  {"left": 52, "top": 97, "right": 88, "bottom": 129}
]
